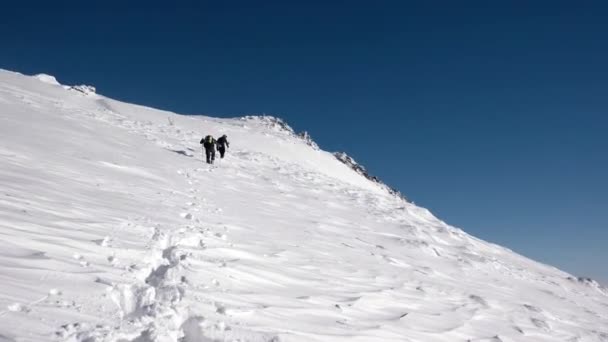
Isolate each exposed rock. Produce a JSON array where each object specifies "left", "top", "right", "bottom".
[
  {"left": 334, "top": 152, "right": 410, "bottom": 203},
  {"left": 243, "top": 115, "right": 409, "bottom": 202},
  {"left": 242, "top": 115, "right": 294, "bottom": 134},
  {"left": 567, "top": 276, "right": 607, "bottom": 295},
  {"left": 70, "top": 85, "right": 96, "bottom": 95},
  {"left": 297, "top": 131, "right": 319, "bottom": 150}
]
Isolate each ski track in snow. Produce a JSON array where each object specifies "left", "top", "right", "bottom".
[{"left": 1, "top": 69, "right": 607, "bottom": 341}]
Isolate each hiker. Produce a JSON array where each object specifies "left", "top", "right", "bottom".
[
  {"left": 216, "top": 134, "right": 230, "bottom": 159},
  {"left": 200, "top": 135, "right": 216, "bottom": 164}
]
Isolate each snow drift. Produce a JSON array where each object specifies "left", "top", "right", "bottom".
[{"left": 0, "top": 69, "right": 607, "bottom": 342}]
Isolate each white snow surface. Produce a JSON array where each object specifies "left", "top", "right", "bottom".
[
  {"left": 1, "top": 68, "right": 607, "bottom": 342},
  {"left": 33, "top": 74, "right": 61, "bottom": 86}
]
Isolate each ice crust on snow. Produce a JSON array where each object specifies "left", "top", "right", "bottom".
[{"left": 0, "top": 68, "right": 607, "bottom": 342}]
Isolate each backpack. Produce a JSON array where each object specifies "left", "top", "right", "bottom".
[
  {"left": 203, "top": 135, "right": 214, "bottom": 144},
  {"left": 201, "top": 135, "right": 214, "bottom": 146}
]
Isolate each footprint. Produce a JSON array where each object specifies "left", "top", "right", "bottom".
[
  {"left": 54, "top": 322, "right": 82, "bottom": 339},
  {"left": 73, "top": 254, "right": 89, "bottom": 267},
  {"left": 215, "top": 303, "right": 227, "bottom": 315},
  {"left": 531, "top": 318, "right": 550, "bottom": 330},
  {"left": 467, "top": 336, "right": 502, "bottom": 342},
  {"left": 523, "top": 304, "right": 542, "bottom": 313},
  {"left": 93, "top": 236, "right": 111, "bottom": 247},
  {"left": 109, "top": 284, "right": 156, "bottom": 319},
  {"left": 469, "top": 294, "right": 489, "bottom": 307},
  {"left": 7, "top": 303, "right": 30, "bottom": 313},
  {"left": 214, "top": 233, "right": 227, "bottom": 240},
  {"left": 49, "top": 289, "right": 62, "bottom": 296}
]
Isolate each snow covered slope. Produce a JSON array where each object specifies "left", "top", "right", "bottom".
[{"left": 0, "top": 69, "right": 607, "bottom": 342}]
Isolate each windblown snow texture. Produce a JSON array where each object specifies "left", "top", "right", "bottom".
[{"left": 0, "top": 69, "right": 607, "bottom": 342}]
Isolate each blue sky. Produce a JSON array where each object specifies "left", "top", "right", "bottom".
[{"left": 1, "top": 1, "right": 606, "bottom": 282}]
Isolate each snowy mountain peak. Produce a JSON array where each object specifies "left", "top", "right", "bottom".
[{"left": 1, "top": 69, "right": 607, "bottom": 341}]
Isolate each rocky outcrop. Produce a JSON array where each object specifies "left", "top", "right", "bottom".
[{"left": 334, "top": 152, "right": 410, "bottom": 203}]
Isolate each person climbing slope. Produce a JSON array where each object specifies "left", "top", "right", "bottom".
[
  {"left": 216, "top": 134, "right": 230, "bottom": 159},
  {"left": 200, "top": 135, "right": 216, "bottom": 164}
]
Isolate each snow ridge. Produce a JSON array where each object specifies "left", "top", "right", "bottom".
[
  {"left": 568, "top": 276, "right": 608, "bottom": 295},
  {"left": 241, "top": 115, "right": 319, "bottom": 149},
  {"left": 241, "top": 115, "right": 295, "bottom": 135},
  {"left": 1, "top": 69, "right": 607, "bottom": 342},
  {"left": 69, "top": 84, "right": 97, "bottom": 96},
  {"left": 334, "top": 152, "right": 410, "bottom": 203},
  {"left": 33, "top": 72, "right": 96, "bottom": 95},
  {"left": 241, "top": 115, "right": 405, "bottom": 199}
]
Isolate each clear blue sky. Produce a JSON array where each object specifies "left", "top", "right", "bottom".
[{"left": 1, "top": 1, "right": 606, "bottom": 283}]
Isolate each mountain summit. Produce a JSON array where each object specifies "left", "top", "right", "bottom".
[{"left": 1, "top": 69, "right": 606, "bottom": 342}]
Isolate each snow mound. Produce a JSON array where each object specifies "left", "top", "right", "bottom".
[
  {"left": 32, "top": 72, "right": 96, "bottom": 96},
  {"left": 33, "top": 73, "right": 61, "bottom": 85}
]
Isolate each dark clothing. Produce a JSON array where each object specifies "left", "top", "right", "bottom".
[
  {"left": 217, "top": 136, "right": 229, "bottom": 148},
  {"left": 217, "top": 146, "right": 226, "bottom": 158},
  {"left": 200, "top": 136, "right": 216, "bottom": 164},
  {"left": 205, "top": 148, "right": 215, "bottom": 164},
  {"left": 216, "top": 136, "right": 229, "bottom": 159},
  {"left": 200, "top": 136, "right": 216, "bottom": 149}
]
